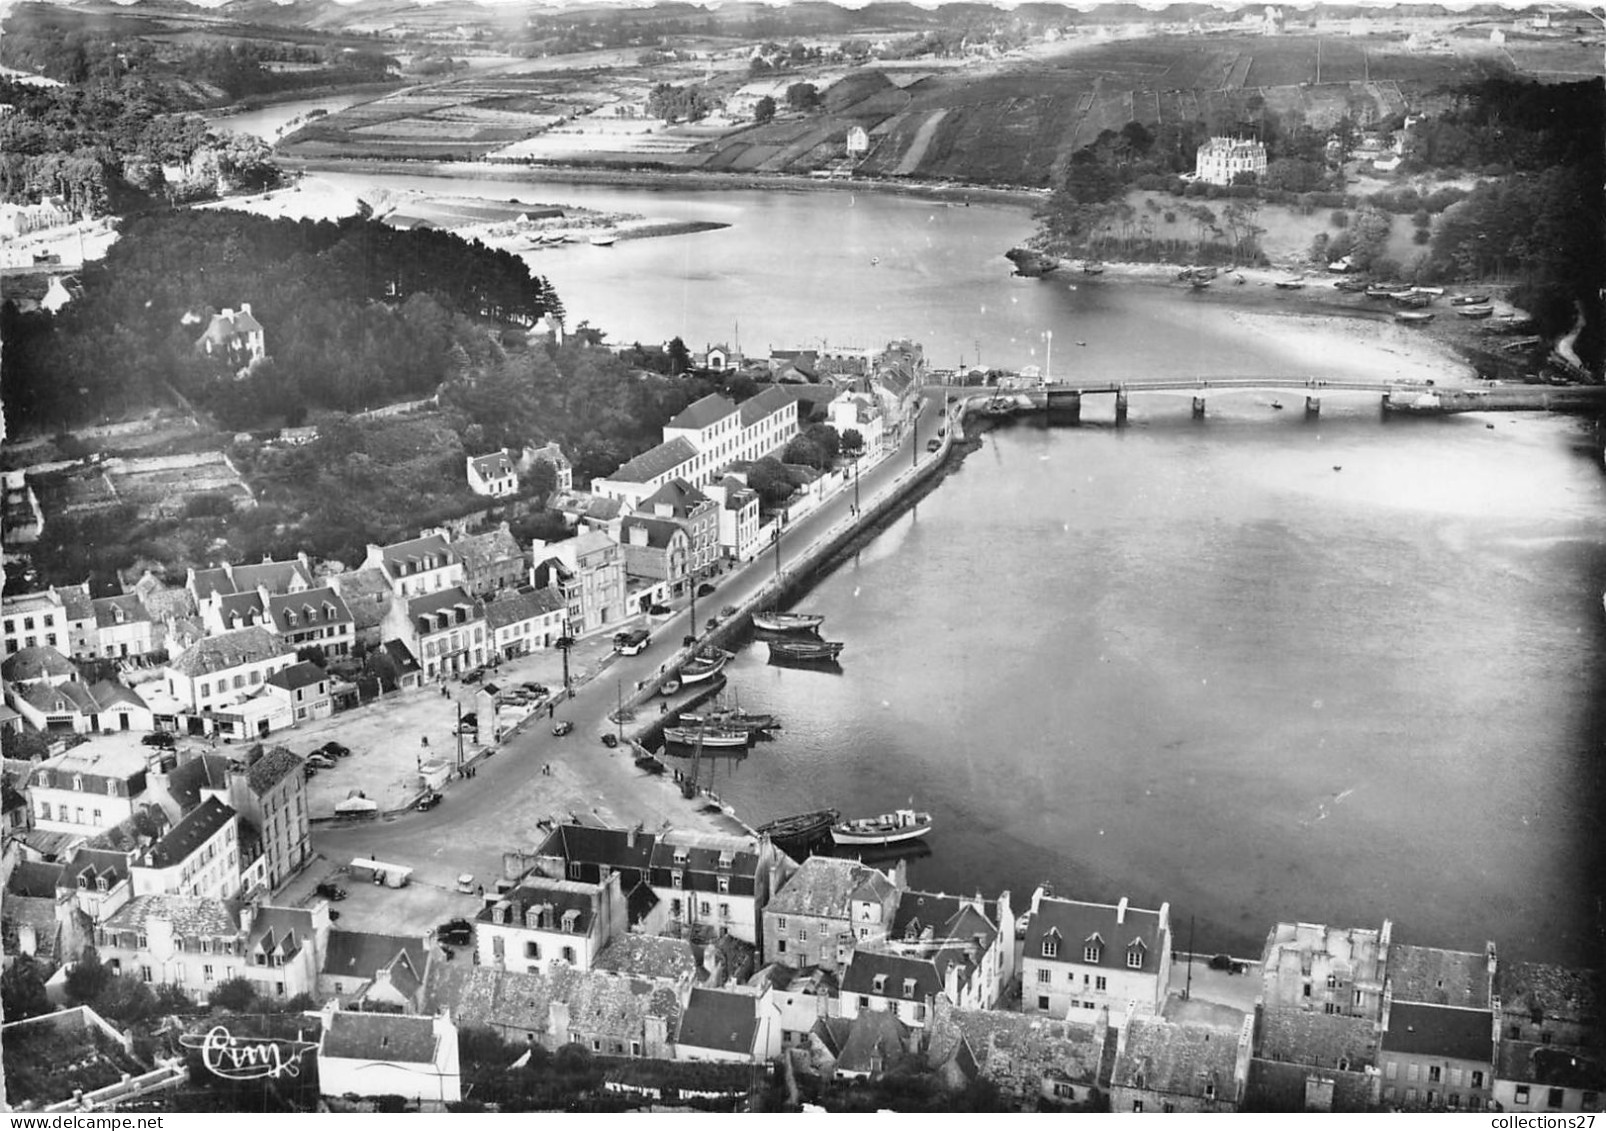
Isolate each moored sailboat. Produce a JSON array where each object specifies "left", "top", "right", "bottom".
[{"left": 832, "top": 808, "right": 933, "bottom": 846}]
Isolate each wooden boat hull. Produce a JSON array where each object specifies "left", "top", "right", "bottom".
[
  {"left": 1455, "top": 306, "right": 1493, "bottom": 319},
  {"left": 832, "top": 821, "right": 933, "bottom": 846},
  {"left": 752, "top": 612, "right": 825, "bottom": 634},
  {"left": 664, "top": 727, "right": 749, "bottom": 748},
  {"left": 679, "top": 653, "right": 729, "bottom": 684},
  {"left": 758, "top": 808, "right": 840, "bottom": 845},
  {"left": 768, "top": 641, "right": 845, "bottom": 663},
  {"left": 1395, "top": 312, "right": 1435, "bottom": 324}
]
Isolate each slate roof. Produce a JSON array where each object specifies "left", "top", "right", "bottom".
[
  {"left": 1, "top": 894, "right": 61, "bottom": 962},
  {"left": 247, "top": 904, "right": 315, "bottom": 962},
  {"left": 266, "top": 588, "right": 351, "bottom": 633},
  {"left": 537, "top": 824, "right": 657, "bottom": 873},
  {"left": 92, "top": 594, "right": 150, "bottom": 629},
  {"left": 376, "top": 533, "right": 458, "bottom": 577},
  {"left": 926, "top": 1002, "right": 1106, "bottom": 1088},
  {"left": 607, "top": 437, "right": 698, "bottom": 484},
  {"left": 485, "top": 588, "right": 564, "bottom": 631},
  {"left": 1024, "top": 895, "right": 1167, "bottom": 970},
  {"left": 55, "top": 583, "right": 95, "bottom": 621},
  {"left": 188, "top": 567, "right": 235, "bottom": 600},
  {"left": 469, "top": 450, "right": 515, "bottom": 480},
  {"left": 1499, "top": 962, "right": 1600, "bottom": 1025},
  {"left": 620, "top": 514, "right": 686, "bottom": 551},
  {"left": 227, "top": 558, "right": 311, "bottom": 595},
  {"left": 891, "top": 891, "right": 1000, "bottom": 953},
  {"left": 143, "top": 797, "right": 234, "bottom": 870},
  {"left": 8, "top": 859, "right": 65, "bottom": 898},
  {"left": 1117, "top": 1017, "right": 1241, "bottom": 1100},
  {"left": 639, "top": 478, "right": 712, "bottom": 518},
  {"left": 130, "top": 575, "right": 194, "bottom": 622},
  {"left": 842, "top": 949, "right": 946, "bottom": 1002},
  {"left": 1256, "top": 1008, "right": 1378, "bottom": 1069},
  {"left": 650, "top": 830, "right": 762, "bottom": 878},
  {"left": 159, "top": 754, "right": 231, "bottom": 817},
  {"left": 737, "top": 384, "right": 798, "bottom": 427},
  {"left": 103, "top": 893, "right": 238, "bottom": 938},
  {"left": 667, "top": 393, "right": 737, "bottom": 433},
  {"left": 433, "top": 964, "right": 680, "bottom": 1043},
  {"left": 837, "top": 1009, "right": 910, "bottom": 1076},
  {"left": 266, "top": 661, "right": 328, "bottom": 693},
  {"left": 1381, "top": 1001, "right": 1494, "bottom": 1062},
  {"left": 406, "top": 586, "right": 483, "bottom": 628},
  {"left": 2, "top": 646, "right": 76, "bottom": 683},
  {"left": 245, "top": 746, "right": 302, "bottom": 794},
  {"left": 454, "top": 527, "right": 524, "bottom": 578},
  {"left": 166, "top": 626, "right": 289, "bottom": 677},
  {"left": 479, "top": 878, "right": 599, "bottom": 935},
  {"left": 768, "top": 857, "right": 891, "bottom": 920},
  {"left": 1389, "top": 944, "right": 1491, "bottom": 1008},
  {"left": 1247, "top": 1058, "right": 1376, "bottom": 1113},
  {"left": 323, "top": 1011, "right": 438, "bottom": 1064},
  {"left": 677, "top": 988, "right": 758, "bottom": 1055},
  {"left": 86, "top": 681, "right": 147, "bottom": 713},
  {"left": 17, "top": 680, "right": 97, "bottom": 717},
  {"left": 1497, "top": 1041, "right": 1606, "bottom": 1090},
  {"left": 593, "top": 935, "right": 701, "bottom": 983}
]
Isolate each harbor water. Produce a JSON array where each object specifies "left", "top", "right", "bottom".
[{"left": 259, "top": 172, "right": 1605, "bottom": 962}]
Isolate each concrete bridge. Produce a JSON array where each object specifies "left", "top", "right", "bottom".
[{"left": 989, "top": 378, "right": 1606, "bottom": 422}]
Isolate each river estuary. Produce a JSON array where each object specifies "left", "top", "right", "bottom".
[{"left": 249, "top": 167, "right": 1606, "bottom": 963}]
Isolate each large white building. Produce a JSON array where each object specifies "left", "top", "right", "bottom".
[
  {"left": 1020, "top": 887, "right": 1173, "bottom": 1026},
  {"left": 1195, "top": 137, "right": 1268, "bottom": 185},
  {"left": 26, "top": 746, "right": 149, "bottom": 836}
]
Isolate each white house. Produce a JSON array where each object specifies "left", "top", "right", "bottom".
[
  {"left": 674, "top": 987, "right": 783, "bottom": 1064},
  {"left": 474, "top": 873, "right": 629, "bottom": 976},
  {"left": 846, "top": 125, "right": 870, "bottom": 156},
  {"left": 317, "top": 1010, "right": 461, "bottom": 1106},
  {"left": 161, "top": 626, "right": 296, "bottom": 737},
  {"left": 484, "top": 588, "right": 567, "bottom": 660},
  {"left": 26, "top": 746, "right": 149, "bottom": 835},
  {"left": 1195, "top": 137, "right": 1268, "bottom": 185},
  {"left": 129, "top": 796, "right": 244, "bottom": 902},
  {"left": 1020, "top": 887, "right": 1173, "bottom": 1026},
  {"left": 363, "top": 534, "right": 467, "bottom": 600},
  {"left": 380, "top": 586, "right": 488, "bottom": 680},
  {"left": 467, "top": 450, "right": 519, "bottom": 498}
]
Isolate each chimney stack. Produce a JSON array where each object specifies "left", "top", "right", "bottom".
[{"left": 1117, "top": 896, "right": 1129, "bottom": 925}]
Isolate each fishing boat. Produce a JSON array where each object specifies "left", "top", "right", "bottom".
[
  {"left": 679, "top": 707, "right": 779, "bottom": 733},
  {"left": 663, "top": 725, "right": 750, "bottom": 749},
  {"left": 753, "top": 611, "right": 825, "bottom": 634},
  {"left": 832, "top": 808, "right": 933, "bottom": 847},
  {"left": 1081, "top": 261, "right": 1105, "bottom": 275},
  {"left": 589, "top": 233, "right": 617, "bottom": 247},
  {"left": 1189, "top": 277, "right": 1213, "bottom": 290},
  {"left": 757, "top": 808, "right": 839, "bottom": 849},
  {"left": 1395, "top": 311, "right": 1435, "bottom": 325},
  {"left": 1271, "top": 400, "right": 1284, "bottom": 410},
  {"left": 1455, "top": 305, "right": 1494, "bottom": 320},
  {"left": 1451, "top": 294, "right": 1490, "bottom": 306},
  {"left": 1364, "top": 286, "right": 1399, "bottom": 299},
  {"left": 679, "top": 649, "right": 729, "bottom": 685},
  {"left": 768, "top": 639, "right": 845, "bottom": 663},
  {"left": 1333, "top": 277, "right": 1370, "bottom": 292},
  {"left": 1273, "top": 278, "right": 1306, "bottom": 290},
  {"left": 1392, "top": 291, "right": 1432, "bottom": 308}
]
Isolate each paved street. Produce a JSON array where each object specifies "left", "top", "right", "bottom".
[{"left": 308, "top": 393, "right": 952, "bottom": 906}]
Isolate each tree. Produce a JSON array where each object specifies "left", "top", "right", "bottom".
[
  {"left": 524, "top": 458, "right": 557, "bottom": 505},
  {"left": 64, "top": 944, "right": 109, "bottom": 1005},
  {"left": 666, "top": 336, "right": 691, "bottom": 376},
  {"left": 209, "top": 976, "right": 257, "bottom": 1013},
  {"left": 94, "top": 974, "right": 157, "bottom": 1024},
  {"left": 840, "top": 427, "right": 864, "bottom": 457},
  {"left": 1, "top": 955, "right": 52, "bottom": 1021},
  {"left": 754, "top": 95, "right": 776, "bottom": 125},
  {"left": 745, "top": 457, "right": 794, "bottom": 506},
  {"left": 785, "top": 83, "right": 819, "bottom": 112},
  {"left": 782, "top": 434, "right": 825, "bottom": 470}
]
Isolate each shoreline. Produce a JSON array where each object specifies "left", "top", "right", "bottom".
[{"left": 276, "top": 155, "right": 1049, "bottom": 207}]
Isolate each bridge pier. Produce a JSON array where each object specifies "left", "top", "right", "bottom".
[
  {"left": 1114, "top": 391, "right": 1129, "bottom": 426},
  {"left": 1192, "top": 396, "right": 1206, "bottom": 419},
  {"left": 1380, "top": 391, "right": 1392, "bottom": 414},
  {"left": 1046, "top": 389, "right": 1081, "bottom": 423},
  {"left": 1305, "top": 396, "right": 1320, "bottom": 418}
]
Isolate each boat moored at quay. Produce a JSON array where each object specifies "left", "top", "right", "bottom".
[
  {"left": 663, "top": 725, "right": 750, "bottom": 749},
  {"left": 832, "top": 808, "right": 934, "bottom": 846},
  {"left": 752, "top": 611, "right": 826, "bottom": 634},
  {"left": 767, "top": 639, "right": 846, "bottom": 664}
]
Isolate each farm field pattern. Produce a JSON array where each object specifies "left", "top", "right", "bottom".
[{"left": 278, "top": 31, "right": 1580, "bottom": 184}]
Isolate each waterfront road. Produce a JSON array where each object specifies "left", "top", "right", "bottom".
[{"left": 311, "top": 393, "right": 952, "bottom": 891}]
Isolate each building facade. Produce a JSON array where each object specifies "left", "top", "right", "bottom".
[{"left": 1020, "top": 888, "right": 1173, "bottom": 1025}]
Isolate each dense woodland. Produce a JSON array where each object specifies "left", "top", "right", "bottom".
[{"left": 1, "top": 210, "right": 563, "bottom": 435}]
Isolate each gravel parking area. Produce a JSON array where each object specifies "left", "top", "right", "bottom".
[{"left": 290, "top": 628, "right": 632, "bottom": 817}]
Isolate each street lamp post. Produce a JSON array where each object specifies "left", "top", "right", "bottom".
[
  {"left": 772, "top": 525, "right": 782, "bottom": 578},
  {"left": 557, "top": 619, "right": 575, "bottom": 699},
  {"left": 853, "top": 454, "right": 860, "bottom": 513}
]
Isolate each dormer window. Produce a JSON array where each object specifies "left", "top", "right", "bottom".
[
  {"left": 106, "top": 780, "right": 117, "bottom": 796},
  {"left": 717, "top": 875, "right": 730, "bottom": 894},
  {"left": 1084, "top": 944, "right": 1102, "bottom": 964},
  {"left": 74, "top": 775, "right": 84, "bottom": 791},
  {"left": 284, "top": 610, "right": 297, "bottom": 627},
  {"left": 674, "top": 849, "right": 690, "bottom": 866},
  {"left": 1127, "top": 948, "right": 1145, "bottom": 969},
  {"left": 562, "top": 909, "right": 579, "bottom": 933},
  {"left": 903, "top": 978, "right": 916, "bottom": 997},
  {"left": 1043, "top": 939, "right": 1059, "bottom": 959},
  {"left": 77, "top": 873, "right": 88, "bottom": 889},
  {"left": 1204, "top": 1081, "right": 1216, "bottom": 1101},
  {"left": 873, "top": 974, "right": 886, "bottom": 993},
  {"left": 96, "top": 874, "right": 107, "bottom": 892}
]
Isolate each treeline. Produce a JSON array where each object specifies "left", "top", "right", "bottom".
[
  {"left": 0, "top": 3, "right": 395, "bottom": 100},
  {"left": 0, "top": 210, "right": 564, "bottom": 435},
  {"left": 646, "top": 82, "right": 717, "bottom": 124},
  {"left": 1401, "top": 77, "right": 1604, "bottom": 176}
]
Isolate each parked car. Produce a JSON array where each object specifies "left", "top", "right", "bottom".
[
  {"left": 436, "top": 918, "right": 473, "bottom": 947},
  {"left": 600, "top": 733, "right": 619, "bottom": 748},
  {"left": 303, "top": 764, "right": 318, "bottom": 779},
  {"left": 315, "top": 882, "right": 348, "bottom": 901},
  {"left": 141, "top": 732, "right": 175, "bottom": 749},
  {"left": 926, "top": 438, "right": 942, "bottom": 452},
  {"left": 457, "top": 712, "right": 478, "bottom": 733},
  {"left": 319, "top": 741, "right": 352, "bottom": 759},
  {"left": 522, "top": 682, "right": 548, "bottom": 696},
  {"left": 616, "top": 627, "right": 651, "bottom": 655},
  {"left": 305, "top": 753, "right": 336, "bottom": 770},
  {"left": 416, "top": 791, "right": 443, "bottom": 811},
  {"left": 696, "top": 582, "right": 717, "bottom": 597},
  {"left": 462, "top": 669, "right": 484, "bottom": 685},
  {"left": 552, "top": 720, "right": 574, "bottom": 737}
]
